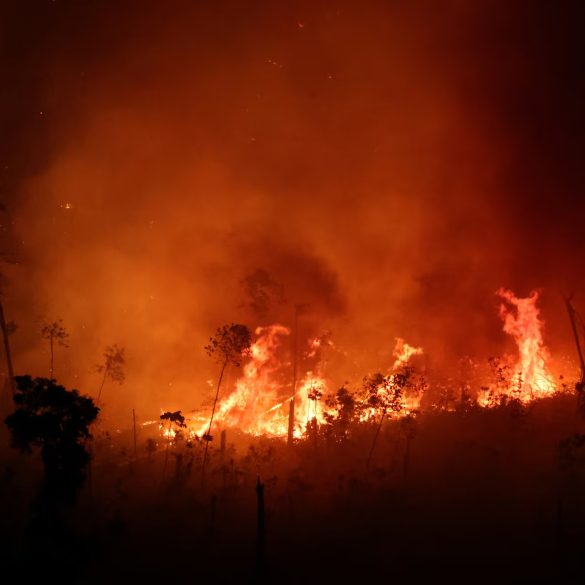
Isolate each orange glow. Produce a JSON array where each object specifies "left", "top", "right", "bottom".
[
  {"left": 479, "top": 289, "right": 557, "bottom": 406},
  {"left": 161, "top": 329, "right": 425, "bottom": 443},
  {"left": 195, "top": 324, "right": 291, "bottom": 438},
  {"left": 359, "top": 338, "right": 424, "bottom": 422},
  {"left": 392, "top": 337, "right": 423, "bottom": 370}
]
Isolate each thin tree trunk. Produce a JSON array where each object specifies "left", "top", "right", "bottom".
[
  {"left": 50, "top": 336, "right": 54, "bottom": 379},
  {"left": 201, "top": 358, "right": 228, "bottom": 480},
  {"left": 96, "top": 369, "right": 107, "bottom": 404},
  {"left": 565, "top": 297, "right": 585, "bottom": 417},
  {"left": 366, "top": 411, "right": 385, "bottom": 469},
  {"left": 288, "top": 305, "right": 300, "bottom": 446},
  {"left": 163, "top": 420, "right": 172, "bottom": 480},
  {"left": 132, "top": 408, "right": 137, "bottom": 459},
  {"left": 287, "top": 397, "right": 295, "bottom": 445},
  {"left": 0, "top": 300, "right": 15, "bottom": 395}
]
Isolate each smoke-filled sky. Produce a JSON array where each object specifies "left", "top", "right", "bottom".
[{"left": 0, "top": 0, "right": 583, "bottom": 424}]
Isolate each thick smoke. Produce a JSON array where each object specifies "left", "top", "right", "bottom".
[{"left": 0, "top": 0, "right": 583, "bottom": 424}]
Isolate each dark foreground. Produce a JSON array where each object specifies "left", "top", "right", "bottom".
[{"left": 2, "top": 395, "right": 585, "bottom": 584}]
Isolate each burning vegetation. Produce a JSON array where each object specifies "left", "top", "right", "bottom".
[
  {"left": 156, "top": 289, "right": 568, "bottom": 448},
  {"left": 3, "top": 284, "right": 585, "bottom": 582},
  {"left": 2, "top": 1, "right": 585, "bottom": 582}
]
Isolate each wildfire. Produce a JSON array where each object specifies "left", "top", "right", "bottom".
[
  {"left": 197, "top": 324, "right": 292, "bottom": 437},
  {"left": 155, "top": 289, "right": 566, "bottom": 445},
  {"left": 479, "top": 289, "right": 557, "bottom": 406},
  {"left": 359, "top": 338, "right": 424, "bottom": 422},
  {"left": 294, "top": 371, "right": 329, "bottom": 437},
  {"left": 182, "top": 329, "right": 424, "bottom": 442},
  {"left": 392, "top": 337, "right": 423, "bottom": 370}
]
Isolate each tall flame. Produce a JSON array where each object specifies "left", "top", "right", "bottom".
[
  {"left": 479, "top": 289, "right": 557, "bottom": 405},
  {"left": 392, "top": 337, "right": 423, "bottom": 370},
  {"left": 498, "top": 288, "right": 556, "bottom": 400},
  {"left": 200, "top": 324, "right": 291, "bottom": 437}
]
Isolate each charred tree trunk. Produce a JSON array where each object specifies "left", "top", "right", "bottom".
[
  {"left": 202, "top": 358, "right": 228, "bottom": 481},
  {"left": 96, "top": 369, "right": 107, "bottom": 405},
  {"left": 366, "top": 411, "right": 385, "bottom": 469},
  {"left": 49, "top": 336, "right": 54, "bottom": 380},
  {"left": 565, "top": 297, "right": 585, "bottom": 417},
  {"left": 288, "top": 305, "right": 301, "bottom": 446},
  {"left": 0, "top": 300, "right": 14, "bottom": 396},
  {"left": 163, "top": 420, "right": 172, "bottom": 480},
  {"left": 287, "top": 398, "right": 295, "bottom": 445}
]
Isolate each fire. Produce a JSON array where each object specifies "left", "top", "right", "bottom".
[
  {"left": 158, "top": 330, "right": 425, "bottom": 444},
  {"left": 479, "top": 289, "right": 557, "bottom": 405},
  {"left": 359, "top": 338, "right": 424, "bottom": 422},
  {"left": 197, "top": 324, "right": 292, "bottom": 437},
  {"left": 392, "top": 337, "right": 423, "bottom": 370},
  {"left": 156, "top": 288, "right": 565, "bottom": 444},
  {"left": 294, "top": 371, "right": 329, "bottom": 437}
]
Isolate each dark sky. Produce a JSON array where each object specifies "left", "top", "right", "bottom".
[{"left": 0, "top": 0, "right": 583, "bottom": 422}]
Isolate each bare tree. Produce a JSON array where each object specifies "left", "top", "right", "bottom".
[
  {"left": 95, "top": 344, "right": 126, "bottom": 404},
  {"left": 363, "top": 369, "right": 411, "bottom": 468},
  {"left": 202, "top": 323, "right": 251, "bottom": 477},
  {"left": 41, "top": 318, "right": 69, "bottom": 379},
  {"left": 160, "top": 410, "right": 187, "bottom": 480}
]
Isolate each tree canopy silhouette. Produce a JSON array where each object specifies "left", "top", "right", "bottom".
[{"left": 5, "top": 375, "right": 99, "bottom": 506}]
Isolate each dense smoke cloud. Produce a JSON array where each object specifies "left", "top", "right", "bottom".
[{"left": 0, "top": 0, "right": 583, "bottom": 424}]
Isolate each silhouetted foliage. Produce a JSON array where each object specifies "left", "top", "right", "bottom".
[
  {"left": 324, "top": 386, "right": 356, "bottom": 440},
  {"left": 95, "top": 344, "right": 126, "bottom": 403},
  {"left": 202, "top": 324, "right": 252, "bottom": 477},
  {"left": 40, "top": 318, "right": 69, "bottom": 378},
  {"left": 5, "top": 375, "right": 98, "bottom": 507},
  {"left": 160, "top": 409, "right": 187, "bottom": 429},
  {"left": 205, "top": 323, "right": 252, "bottom": 367},
  {"left": 160, "top": 410, "right": 188, "bottom": 477}
]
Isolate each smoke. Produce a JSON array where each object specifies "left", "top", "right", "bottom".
[{"left": 1, "top": 0, "right": 583, "bottom": 424}]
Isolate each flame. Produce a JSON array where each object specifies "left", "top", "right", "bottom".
[
  {"left": 154, "top": 287, "right": 567, "bottom": 443},
  {"left": 359, "top": 338, "right": 424, "bottom": 422},
  {"left": 294, "top": 371, "right": 329, "bottom": 437},
  {"left": 158, "top": 331, "right": 424, "bottom": 443},
  {"left": 479, "top": 289, "right": 557, "bottom": 405},
  {"left": 197, "top": 324, "right": 292, "bottom": 437},
  {"left": 392, "top": 337, "right": 423, "bottom": 370}
]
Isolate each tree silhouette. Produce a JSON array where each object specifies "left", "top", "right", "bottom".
[
  {"left": 324, "top": 386, "right": 356, "bottom": 441},
  {"left": 5, "top": 376, "right": 99, "bottom": 509},
  {"left": 160, "top": 410, "right": 187, "bottom": 479},
  {"left": 95, "top": 344, "right": 126, "bottom": 404},
  {"left": 363, "top": 370, "right": 410, "bottom": 468},
  {"left": 41, "top": 318, "right": 69, "bottom": 379},
  {"left": 202, "top": 323, "right": 251, "bottom": 477},
  {"left": 4, "top": 376, "right": 98, "bottom": 578}
]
